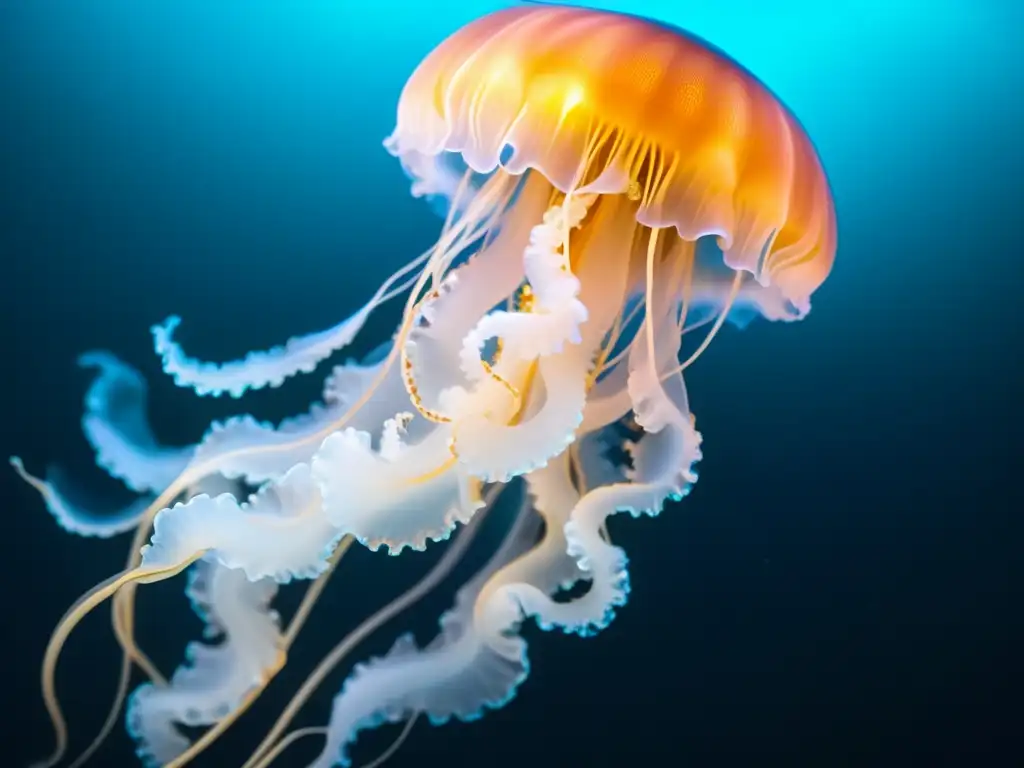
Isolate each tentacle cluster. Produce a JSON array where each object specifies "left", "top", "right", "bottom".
[
  {"left": 23, "top": 167, "right": 800, "bottom": 768},
  {"left": 17, "top": 10, "right": 837, "bottom": 768}
]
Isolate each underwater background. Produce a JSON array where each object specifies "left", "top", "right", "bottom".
[{"left": 1, "top": 0, "right": 1021, "bottom": 766}]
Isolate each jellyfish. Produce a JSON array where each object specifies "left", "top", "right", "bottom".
[{"left": 15, "top": 4, "right": 836, "bottom": 768}]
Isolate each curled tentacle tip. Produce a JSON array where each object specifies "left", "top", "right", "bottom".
[
  {"left": 76, "top": 348, "right": 125, "bottom": 369},
  {"left": 152, "top": 315, "right": 182, "bottom": 334}
]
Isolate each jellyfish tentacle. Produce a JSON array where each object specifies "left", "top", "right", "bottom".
[
  {"left": 261, "top": 722, "right": 431, "bottom": 768},
  {"left": 575, "top": 427, "right": 626, "bottom": 494},
  {"left": 403, "top": 217, "right": 535, "bottom": 416},
  {"left": 359, "top": 714, "right": 419, "bottom": 768},
  {"left": 250, "top": 728, "right": 329, "bottom": 768},
  {"left": 108, "top": 315, "right": 421, "bottom": 697},
  {"left": 147, "top": 540, "right": 352, "bottom": 768},
  {"left": 10, "top": 458, "right": 152, "bottom": 538},
  {"left": 426, "top": 163, "right": 521, "bottom": 286},
  {"left": 10, "top": 353, "right": 188, "bottom": 537},
  {"left": 306, "top": 448, "right": 615, "bottom": 768},
  {"left": 250, "top": 721, "right": 419, "bottom": 768},
  {"left": 141, "top": 464, "right": 340, "bottom": 583},
  {"left": 13, "top": 353, "right": 242, "bottom": 543},
  {"left": 10, "top": 447, "right": 170, "bottom": 735},
  {"left": 110, "top": 494, "right": 195, "bottom": 687},
  {"left": 307, "top": 494, "right": 539, "bottom": 768},
  {"left": 673, "top": 268, "right": 745, "bottom": 375},
  {"left": 76, "top": 483, "right": 246, "bottom": 767},
  {"left": 459, "top": 194, "right": 594, "bottom": 375},
  {"left": 644, "top": 228, "right": 663, "bottom": 385},
  {"left": 451, "top": 193, "right": 637, "bottom": 481},
  {"left": 560, "top": 332, "right": 703, "bottom": 618},
  {"left": 314, "top": 183, "right": 596, "bottom": 553},
  {"left": 104, "top": 476, "right": 246, "bottom": 682},
  {"left": 443, "top": 195, "right": 597, "bottom": 481},
  {"left": 65, "top": 652, "right": 134, "bottom": 768},
  {"left": 486, "top": 255, "right": 703, "bottom": 635},
  {"left": 191, "top": 413, "right": 324, "bottom": 484},
  {"left": 398, "top": 189, "right": 596, "bottom": 484},
  {"left": 402, "top": 170, "right": 554, "bottom": 420},
  {"left": 581, "top": 235, "right": 695, "bottom": 430},
  {"left": 127, "top": 559, "right": 284, "bottom": 768},
  {"left": 494, "top": 453, "right": 589, "bottom": 598},
  {"left": 151, "top": 248, "right": 429, "bottom": 398},
  {"left": 448, "top": 348, "right": 589, "bottom": 483},
  {"left": 538, "top": 261, "right": 704, "bottom": 629},
  {"left": 392, "top": 173, "right": 521, "bottom": 427},
  {"left": 487, "top": 417, "right": 701, "bottom": 637},
  {"left": 313, "top": 419, "right": 482, "bottom": 554},
  {"left": 476, "top": 450, "right": 611, "bottom": 636},
  {"left": 62, "top": 465, "right": 242, "bottom": 768},
  {"left": 34, "top": 556, "right": 203, "bottom": 768},
  {"left": 77, "top": 351, "right": 195, "bottom": 492},
  {"left": 152, "top": 302, "right": 372, "bottom": 399},
  {"left": 240, "top": 488, "right": 498, "bottom": 768},
  {"left": 190, "top": 347, "right": 408, "bottom": 486}
]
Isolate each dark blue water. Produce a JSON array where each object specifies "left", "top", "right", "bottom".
[{"left": 2, "top": 1, "right": 1021, "bottom": 766}]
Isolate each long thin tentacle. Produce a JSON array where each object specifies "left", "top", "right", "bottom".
[
  {"left": 34, "top": 556, "right": 203, "bottom": 768},
  {"left": 160, "top": 538, "right": 354, "bottom": 768},
  {"left": 240, "top": 487, "right": 499, "bottom": 768}
]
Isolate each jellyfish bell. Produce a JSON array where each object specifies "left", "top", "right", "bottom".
[{"left": 387, "top": 3, "right": 836, "bottom": 324}]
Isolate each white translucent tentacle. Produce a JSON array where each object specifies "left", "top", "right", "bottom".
[
  {"left": 9, "top": 457, "right": 152, "bottom": 538},
  {"left": 313, "top": 422, "right": 481, "bottom": 554},
  {"left": 78, "top": 351, "right": 192, "bottom": 492},
  {"left": 141, "top": 463, "right": 340, "bottom": 583},
  {"left": 127, "top": 559, "right": 282, "bottom": 767},
  {"left": 152, "top": 254, "right": 425, "bottom": 398},
  {"left": 306, "top": 493, "right": 539, "bottom": 768},
  {"left": 485, "top": 258, "right": 705, "bottom": 636},
  {"left": 190, "top": 347, "right": 409, "bottom": 485}
]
